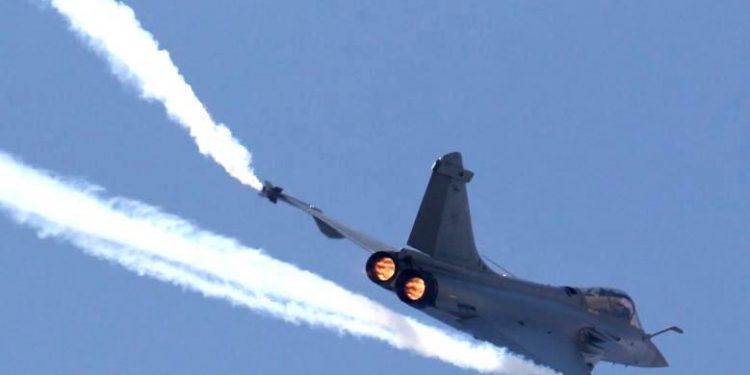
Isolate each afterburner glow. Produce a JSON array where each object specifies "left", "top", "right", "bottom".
[
  {"left": 374, "top": 256, "right": 397, "bottom": 282},
  {"left": 404, "top": 276, "right": 427, "bottom": 301}
]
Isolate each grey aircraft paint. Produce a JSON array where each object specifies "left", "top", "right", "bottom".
[{"left": 260, "top": 152, "right": 681, "bottom": 375}]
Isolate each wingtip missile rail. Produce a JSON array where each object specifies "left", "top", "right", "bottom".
[{"left": 260, "top": 180, "right": 284, "bottom": 204}]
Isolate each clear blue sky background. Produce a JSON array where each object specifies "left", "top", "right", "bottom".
[{"left": 1, "top": 1, "right": 747, "bottom": 374}]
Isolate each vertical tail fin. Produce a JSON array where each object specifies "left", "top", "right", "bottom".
[{"left": 407, "top": 152, "right": 487, "bottom": 271}]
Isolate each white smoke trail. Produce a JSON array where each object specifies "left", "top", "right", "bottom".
[
  {"left": 47, "top": 0, "right": 262, "bottom": 190},
  {"left": 0, "top": 152, "right": 553, "bottom": 375}
]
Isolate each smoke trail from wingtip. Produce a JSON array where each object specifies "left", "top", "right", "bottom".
[
  {"left": 48, "top": 0, "right": 263, "bottom": 190},
  {"left": 0, "top": 152, "right": 554, "bottom": 375},
  {"left": 35, "top": 1, "right": 555, "bottom": 373}
]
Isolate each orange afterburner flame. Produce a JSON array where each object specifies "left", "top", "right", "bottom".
[
  {"left": 374, "top": 256, "right": 396, "bottom": 282},
  {"left": 404, "top": 276, "right": 426, "bottom": 301}
]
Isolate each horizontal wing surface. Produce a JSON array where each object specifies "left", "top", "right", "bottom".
[{"left": 261, "top": 182, "right": 397, "bottom": 253}]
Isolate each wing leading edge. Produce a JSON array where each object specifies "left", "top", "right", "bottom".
[{"left": 260, "top": 182, "right": 397, "bottom": 253}]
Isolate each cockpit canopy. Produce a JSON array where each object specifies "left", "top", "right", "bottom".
[{"left": 582, "top": 288, "right": 642, "bottom": 329}]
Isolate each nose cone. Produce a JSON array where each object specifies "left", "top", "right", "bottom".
[
  {"left": 649, "top": 350, "right": 668, "bottom": 367},
  {"left": 644, "top": 341, "right": 669, "bottom": 367}
]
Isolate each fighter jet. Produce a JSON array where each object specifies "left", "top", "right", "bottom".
[{"left": 260, "top": 152, "right": 681, "bottom": 375}]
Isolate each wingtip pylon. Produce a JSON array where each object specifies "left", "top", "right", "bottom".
[{"left": 260, "top": 180, "right": 284, "bottom": 204}]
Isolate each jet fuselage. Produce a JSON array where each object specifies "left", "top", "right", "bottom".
[{"left": 370, "top": 248, "right": 668, "bottom": 371}]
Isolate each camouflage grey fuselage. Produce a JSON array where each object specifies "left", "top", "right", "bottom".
[{"left": 260, "top": 152, "right": 680, "bottom": 375}]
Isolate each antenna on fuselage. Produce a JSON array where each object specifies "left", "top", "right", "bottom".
[{"left": 481, "top": 254, "right": 516, "bottom": 278}]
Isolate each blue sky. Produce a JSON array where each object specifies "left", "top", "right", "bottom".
[{"left": 1, "top": 1, "right": 748, "bottom": 374}]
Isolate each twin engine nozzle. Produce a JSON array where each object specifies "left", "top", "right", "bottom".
[{"left": 365, "top": 251, "right": 438, "bottom": 308}]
